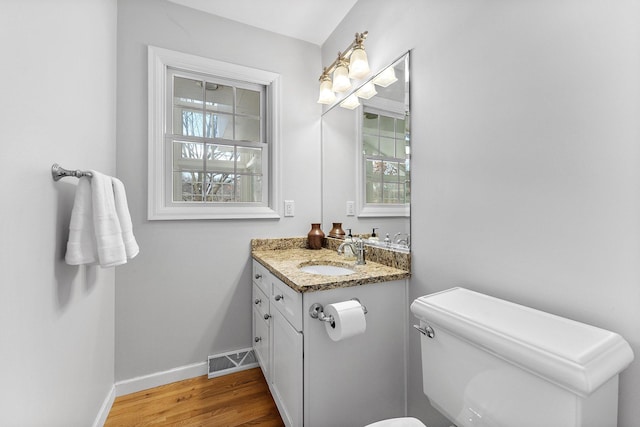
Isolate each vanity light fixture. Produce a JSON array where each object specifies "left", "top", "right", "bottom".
[{"left": 317, "top": 31, "right": 370, "bottom": 105}]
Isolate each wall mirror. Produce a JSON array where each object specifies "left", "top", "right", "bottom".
[{"left": 321, "top": 52, "right": 410, "bottom": 251}]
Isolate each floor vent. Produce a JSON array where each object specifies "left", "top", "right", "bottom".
[{"left": 207, "top": 348, "right": 259, "bottom": 378}]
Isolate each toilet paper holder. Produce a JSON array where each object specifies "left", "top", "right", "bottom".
[{"left": 308, "top": 298, "right": 368, "bottom": 327}]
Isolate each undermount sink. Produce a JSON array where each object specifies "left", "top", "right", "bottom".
[{"left": 298, "top": 263, "right": 356, "bottom": 276}]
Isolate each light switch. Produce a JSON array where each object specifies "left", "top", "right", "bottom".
[
  {"left": 346, "top": 201, "right": 355, "bottom": 216},
  {"left": 284, "top": 200, "right": 295, "bottom": 217}
]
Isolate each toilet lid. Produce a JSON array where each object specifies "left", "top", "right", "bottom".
[{"left": 365, "top": 417, "right": 426, "bottom": 427}]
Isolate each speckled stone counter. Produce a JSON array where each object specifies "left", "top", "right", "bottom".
[{"left": 251, "top": 237, "right": 411, "bottom": 293}]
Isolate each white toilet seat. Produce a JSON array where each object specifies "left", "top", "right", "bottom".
[{"left": 365, "top": 417, "right": 427, "bottom": 427}]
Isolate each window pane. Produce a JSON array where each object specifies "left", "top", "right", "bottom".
[
  {"left": 383, "top": 183, "right": 402, "bottom": 203},
  {"left": 380, "top": 137, "right": 395, "bottom": 157},
  {"left": 173, "top": 141, "right": 203, "bottom": 171},
  {"left": 398, "top": 162, "right": 406, "bottom": 181},
  {"left": 174, "top": 171, "right": 204, "bottom": 202},
  {"left": 236, "top": 88, "right": 261, "bottom": 116},
  {"left": 236, "top": 116, "right": 261, "bottom": 142},
  {"left": 363, "top": 112, "right": 378, "bottom": 134},
  {"left": 396, "top": 118, "right": 406, "bottom": 139},
  {"left": 236, "top": 175, "right": 262, "bottom": 202},
  {"left": 205, "top": 113, "right": 233, "bottom": 139},
  {"left": 395, "top": 138, "right": 406, "bottom": 160},
  {"left": 205, "top": 83, "right": 234, "bottom": 113},
  {"left": 379, "top": 115, "right": 395, "bottom": 138},
  {"left": 383, "top": 161, "right": 400, "bottom": 182},
  {"left": 205, "top": 173, "right": 235, "bottom": 202},
  {"left": 366, "top": 159, "right": 383, "bottom": 181},
  {"left": 237, "top": 147, "right": 262, "bottom": 174},
  {"left": 174, "top": 77, "right": 203, "bottom": 106},
  {"left": 366, "top": 181, "right": 382, "bottom": 203},
  {"left": 174, "top": 77, "right": 203, "bottom": 135},
  {"left": 175, "top": 109, "right": 205, "bottom": 137},
  {"left": 206, "top": 144, "right": 235, "bottom": 173},
  {"left": 363, "top": 135, "right": 378, "bottom": 155}
]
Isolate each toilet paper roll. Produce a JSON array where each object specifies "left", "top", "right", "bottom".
[{"left": 324, "top": 300, "right": 366, "bottom": 342}]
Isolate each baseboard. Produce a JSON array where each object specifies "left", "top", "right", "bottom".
[
  {"left": 92, "top": 385, "right": 116, "bottom": 427},
  {"left": 115, "top": 361, "right": 208, "bottom": 397}
]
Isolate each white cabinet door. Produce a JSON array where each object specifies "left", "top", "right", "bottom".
[
  {"left": 271, "top": 307, "right": 303, "bottom": 427},
  {"left": 252, "top": 306, "right": 270, "bottom": 381}
]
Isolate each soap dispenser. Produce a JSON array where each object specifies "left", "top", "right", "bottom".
[
  {"left": 342, "top": 229, "right": 356, "bottom": 259},
  {"left": 384, "top": 233, "right": 391, "bottom": 247},
  {"left": 368, "top": 228, "right": 379, "bottom": 243}
]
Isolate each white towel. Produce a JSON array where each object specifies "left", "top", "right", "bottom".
[
  {"left": 91, "top": 170, "right": 127, "bottom": 267},
  {"left": 65, "top": 171, "right": 139, "bottom": 267},
  {"left": 112, "top": 177, "right": 139, "bottom": 260},
  {"left": 65, "top": 177, "right": 98, "bottom": 265}
]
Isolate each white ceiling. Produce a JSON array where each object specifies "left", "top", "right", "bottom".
[{"left": 167, "top": 0, "right": 358, "bottom": 46}]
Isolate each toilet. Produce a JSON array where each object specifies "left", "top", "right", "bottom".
[{"left": 367, "top": 287, "right": 634, "bottom": 427}]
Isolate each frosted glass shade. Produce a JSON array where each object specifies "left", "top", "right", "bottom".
[
  {"left": 317, "top": 79, "right": 336, "bottom": 104},
  {"left": 372, "top": 66, "right": 398, "bottom": 87},
  {"left": 340, "top": 94, "right": 360, "bottom": 110},
  {"left": 332, "top": 63, "right": 351, "bottom": 92},
  {"left": 348, "top": 46, "right": 370, "bottom": 79},
  {"left": 356, "top": 82, "right": 377, "bottom": 99}
]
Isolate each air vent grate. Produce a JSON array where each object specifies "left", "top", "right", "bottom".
[{"left": 207, "top": 348, "right": 259, "bottom": 379}]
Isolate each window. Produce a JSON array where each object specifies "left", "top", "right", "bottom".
[
  {"left": 148, "top": 46, "right": 280, "bottom": 220},
  {"left": 357, "top": 105, "right": 410, "bottom": 217}
]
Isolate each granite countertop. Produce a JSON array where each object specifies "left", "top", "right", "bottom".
[{"left": 251, "top": 238, "right": 410, "bottom": 293}]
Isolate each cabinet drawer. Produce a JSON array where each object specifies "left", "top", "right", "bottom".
[
  {"left": 252, "top": 261, "right": 271, "bottom": 296},
  {"left": 253, "top": 284, "right": 270, "bottom": 321},
  {"left": 272, "top": 277, "right": 303, "bottom": 332}
]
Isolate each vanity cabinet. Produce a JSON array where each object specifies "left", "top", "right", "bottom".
[
  {"left": 252, "top": 261, "right": 303, "bottom": 427},
  {"left": 252, "top": 259, "right": 407, "bottom": 427}
]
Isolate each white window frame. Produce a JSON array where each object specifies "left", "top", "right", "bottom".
[
  {"left": 148, "top": 46, "right": 281, "bottom": 220},
  {"left": 356, "top": 96, "right": 410, "bottom": 218}
]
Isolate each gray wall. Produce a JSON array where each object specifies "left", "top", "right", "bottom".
[
  {"left": 115, "top": 0, "right": 322, "bottom": 381},
  {"left": 324, "top": 1, "right": 640, "bottom": 426},
  {"left": 0, "top": 0, "right": 117, "bottom": 425}
]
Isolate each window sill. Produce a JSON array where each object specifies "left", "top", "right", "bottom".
[
  {"left": 148, "top": 205, "right": 280, "bottom": 221},
  {"left": 358, "top": 204, "right": 410, "bottom": 218}
]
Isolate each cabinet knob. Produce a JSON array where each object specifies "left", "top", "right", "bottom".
[
  {"left": 254, "top": 337, "right": 262, "bottom": 342},
  {"left": 274, "top": 294, "right": 284, "bottom": 301},
  {"left": 255, "top": 273, "right": 262, "bottom": 279},
  {"left": 264, "top": 314, "right": 271, "bottom": 320},
  {"left": 254, "top": 298, "right": 262, "bottom": 305}
]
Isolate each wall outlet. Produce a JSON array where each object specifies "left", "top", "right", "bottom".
[
  {"left": 284, "top": 200, "right": 295, "bottom": 217},
  {"left": 346, "top": 201, "right": 355, "bottom": 216}
]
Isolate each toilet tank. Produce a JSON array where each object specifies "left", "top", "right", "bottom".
[{"left": 410, "top": 288, "right": 634, "bottom": 427}]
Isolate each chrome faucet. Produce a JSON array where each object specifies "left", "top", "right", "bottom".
[
  {"left": 337, "top": 238, "right": 366, "bottom": 265},
  {"left": 393, "top": 232, "right": 411, "bottom": 249}
]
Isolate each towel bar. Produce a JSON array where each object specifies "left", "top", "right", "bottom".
[{"left": 51, "top": 163, "right": 93, "bottom": 181}]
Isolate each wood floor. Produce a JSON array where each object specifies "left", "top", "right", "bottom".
[{"left": 105, "top": 367, "right": 284, "bottom": 427}]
